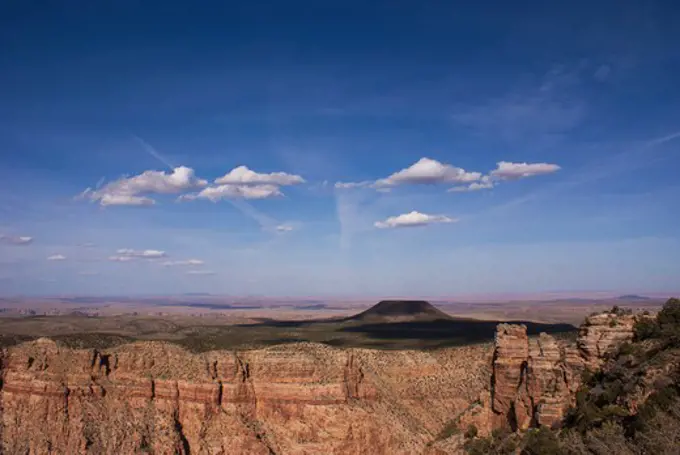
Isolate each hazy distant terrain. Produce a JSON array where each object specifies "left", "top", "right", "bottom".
[
  {"left": 0, "top": 295, "right": 663, "bottom": 351},
  {"left": 0, "top": 294, "right": 665, "bottom": 323}
]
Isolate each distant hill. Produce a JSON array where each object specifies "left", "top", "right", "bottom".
[
  {"left": 616, "top": 294, "right": 651, "bottom": 301},
  {"left": 66, "top": 310, "right": 90, "bottom": 317},
  {"left": 349, "top": 300, "right": 453, "bottom": 323}
]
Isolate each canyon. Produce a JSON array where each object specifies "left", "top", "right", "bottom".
[
  {"left": 0, "top": 310, "right": 638, "bottom": 454},
  {"left": 0, "top": 339, "right": 491, "bottom": 454}
]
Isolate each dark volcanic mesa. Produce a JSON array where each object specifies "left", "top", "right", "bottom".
[{"left": 349, "top": 300, "right": 453, "bottom": 322}]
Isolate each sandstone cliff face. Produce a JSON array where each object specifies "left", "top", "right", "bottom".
[
  {"left": 0, "top": 339, "right": 490, "bottom": 455},
  {"left": 577, "top": 312, "right": 636, "bottom": 369},
  {"left": 491, "top": 324, "right": 529, "bottom": 429},
  {"left": 459, "top": 312, "right": 637, "bottom": 436}
]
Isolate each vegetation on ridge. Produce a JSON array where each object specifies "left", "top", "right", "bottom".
[{"left": 464, "top": 298, "right": 680, "bottom": 455}]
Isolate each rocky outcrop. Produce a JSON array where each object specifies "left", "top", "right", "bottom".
[
  {"left": 0, "top": 339, "right": 490, "bottom": 454},
  {"left": 524, "top": 333, "right": 576, "bottom": 429},
  {"left": 577, "top": 312, "right": 636, "bottom": 369},
  {"left": 491, "top": 324, "right": 529, "bottom": 427},
  {"left": 459, "top": 311, "right": 639, "bottom": 436}
]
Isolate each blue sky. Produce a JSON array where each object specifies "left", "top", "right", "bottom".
[{"left": 1, "top": 1, "right": 679, "bottom": 296}]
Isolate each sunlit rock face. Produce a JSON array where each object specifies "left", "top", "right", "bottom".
[
  {"left": 0, "top": 339, "right": 490, "bottom": 454},
  {"left": 459, "top": 312, "right": 638, "bottom": 437}
]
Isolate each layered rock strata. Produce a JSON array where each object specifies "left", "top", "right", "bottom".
[
  {"left": 0, "top": 339, "right": 489, "bottom": 455},
  {"left": 459, "top": 312, "right": 637, "bottom": 436},
  {"left": 577, "top": 312, "right": 637, "bottom": 369}
]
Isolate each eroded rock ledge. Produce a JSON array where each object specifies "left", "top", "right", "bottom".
[
  {"left": 0, "top": 339, "right": 489, "bottom": 455},
  {"left": 459, "top": 312, "right": 638, "bottom": 435}
]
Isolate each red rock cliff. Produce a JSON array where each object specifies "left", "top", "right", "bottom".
[
  {"left": 459, "top": 312, "right": 637, "bottom": 436},
  {"left": 0, "top": 339, "right": 490, "bottom": 455}
]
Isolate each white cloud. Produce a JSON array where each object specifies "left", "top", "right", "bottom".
[
  {"left": 113, "top": 249, "right": 167, "bottom": 260},
  {"left": 108, "top": 255, "right": 134, "bottom": 262},
  {"left": 181, "top": 165, "right": 303, "bottom": 202},
  {"left": 374, "top": 211, "right": 457, "bottom": 229},
  {"left": 335, "top": 158, "right": 482, "bottom": 191},
  {"left": 449, "top": 176, "right": 495, "bottom": 192},
  {"left": 162, "top": 259, "right": 204, "bottom": 266},
  {"left": 186, "top": 270, "right": 216, "bottom": 276},
  {"left": 490, "top": 161, "right": 561, "bottom": 180},
  {"left": 375, "top": 158, "right": 482, "bottom": 187},
  {"left": 335, "top": 181, "right": 372, "bottom": 189},
  {"left": 179, "top": 184, "right": 282, "bottom": 202},
  {"left": 215, "top": 165, "right": 305, "bottom": 186},
  {"left": 0, "top": 235, "right": 33, "bottom": 245},
  {"left": 98, "top": 194, "right": 155, "bottom": 207},
  {"left": 80, "top": 166, "right": 207, "bottom": 206},
  {"left": 47, "top": 254, "right": 66, "bottom": 261},
  {"left": 275, "top": 224, "right": 294, "bottom": 232}
]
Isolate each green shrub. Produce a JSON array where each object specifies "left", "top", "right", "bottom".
[
  {"left": 657, "top": 298, "right": 680, "bottom": 326},
  {"left": 556, "top": 302, "right": 680, "bottom": 454},
  {"left": 584, "top": 421, "right": 635, "bottom": 454},
  {"left": 634, "top": 318, "right": 661, "bottom": 341},
  {"left": 600, "top": 404, "right": 628, "bottom": 419},
  {"left": 617, "top": 342, "right": 635, "bottom": 356},
  {"left": 657, "top": 298, "right": 680, "bottom": 346},
  {"left": 521, "top": 427, "right": 562, "bottom": 455},
  {"left": 465, "top": 428, "right": 517, "bottom": 455},
  {"left": 465, "top": 437, "right": 492, "bottom": 455},
  {"left": 610, "top": 306, "right": 632, "bottom": 316},
  {"left": 464, "top": 424, "right": 478, "bottom": 439},
  {"left": 435, "top": 420, "right": 460, "bottom": 441},
  {"left": 646, "top": 385, "right": 679, "bottom": 412}
]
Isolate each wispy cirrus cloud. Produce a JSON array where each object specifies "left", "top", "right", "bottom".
[
  {"left": 186, "top": 270, "right": 216, "bottom": 276},
  {"left": 162, "top": 259, "right": 204, "bottom": 266},
  {"left": 335, "top": 181, "right": 373, "bottom": 189},
  {"left": 452, "top": 64, "right": 589, "bottom": 143},
  {"left": 46, "top": 254, "right": 66, "bottom": 261},
  {"left": 0, "top": 235, "right": 33, "bottom": 245},
  {"left": 475, "top": 130, "right": 680, "bottom": 218},
  {"left": 108, "top": 255, "right": 134, "bottom": 262},
  {"left": 275, "top": 224, "right": 295, "bottom": 232},
  {"left": 109, "top": 249, "right": 166, "bottom": 262}
]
